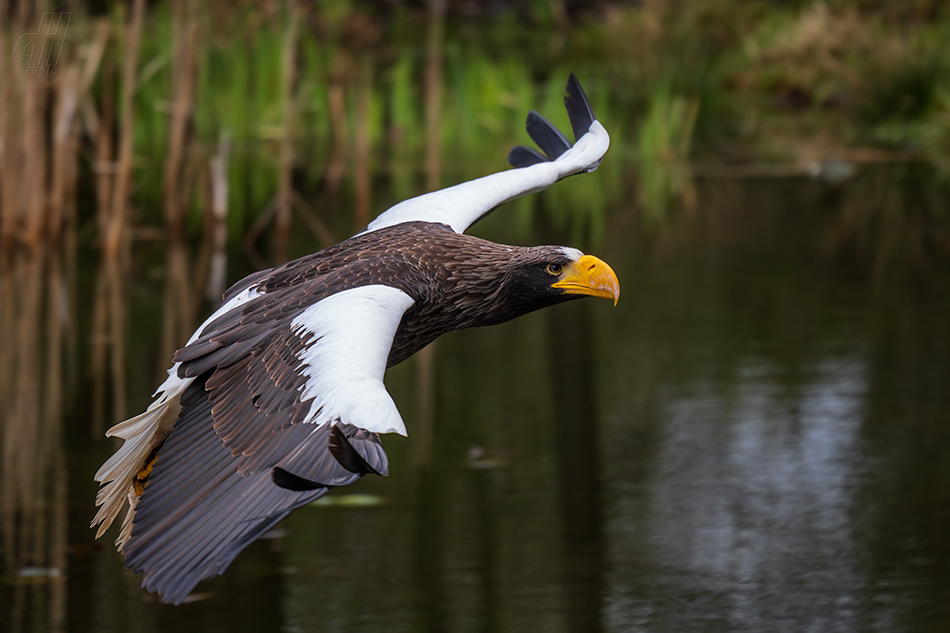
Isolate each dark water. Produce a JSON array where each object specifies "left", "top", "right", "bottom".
[{"left": 2, "top": 166, "right": 950, "bottom": 632}]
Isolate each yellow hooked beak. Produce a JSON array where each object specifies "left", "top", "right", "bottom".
[{"left": 551, "top": 254, "right": 620, "bottom": 306}]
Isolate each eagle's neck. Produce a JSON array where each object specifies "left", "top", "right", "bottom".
[{"left": 385, "top": 240, "right": 553, "bottom": 367}]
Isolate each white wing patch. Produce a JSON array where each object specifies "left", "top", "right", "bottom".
[
  {"left": 291, "top": 285, "right": 415, "bottom": 436},
  {"left": 365, "top": 120, "right": 610, "bottom": 235}
]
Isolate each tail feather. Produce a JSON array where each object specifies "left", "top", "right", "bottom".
[{"left": 91, "top": 370, "right": 192, "bottom": 546}]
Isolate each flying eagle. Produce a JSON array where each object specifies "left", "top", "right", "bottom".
[{"left": 92, "top": 73, "right": 618, "bottom": 604}]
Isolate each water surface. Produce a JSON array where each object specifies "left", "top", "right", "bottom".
[{"left": 1, "top": 166, "right": 949, "bottom": 632}]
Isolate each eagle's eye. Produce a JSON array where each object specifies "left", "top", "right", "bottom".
[{"left": 545, "top": 263, "right": 563, "bottom": 276}]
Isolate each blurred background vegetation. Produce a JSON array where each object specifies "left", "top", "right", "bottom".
[{"left": 2, "top": 0, "right": 949, "bottom": 262}]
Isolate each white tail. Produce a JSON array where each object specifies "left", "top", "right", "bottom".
[{"left": 91, "top": 368, "right": 193, "bottom": 547}]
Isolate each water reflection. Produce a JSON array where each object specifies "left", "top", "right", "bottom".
[
  {"left": 547, "top": 287, "right": 605, "bottom": 633},
  {"left": 596, "top": 169, "right": 950, "bottom": 631},
  {"left": 1, "top": 168, "right": 949, "bottom": 632},
  {"left": 0, "top": 247, "right": 69, "bottom": 633},
  {"left": 607, "top": 359, "right": 869, "bottom": 630}
]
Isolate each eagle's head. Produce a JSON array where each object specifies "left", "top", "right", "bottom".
[
  {"left": 434, "top": 239, "right": 620, "bottom": 330},
  {"left": 508, "top": 245, "right": 620, "bottom": 305}
]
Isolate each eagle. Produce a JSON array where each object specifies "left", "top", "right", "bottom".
[{"left": 92, "top": 73, "right": 619, "bottom": 604}]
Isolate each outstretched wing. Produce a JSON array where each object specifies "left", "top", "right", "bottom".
[
  {"left": 364, "top": 73, "right": 609, "bottom": 235},
  {"left": 95, "top": 285, "right": 414, "bottom": 604}
]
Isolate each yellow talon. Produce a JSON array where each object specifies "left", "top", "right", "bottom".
[{"left": 133, "top": 449, "right": 161, "bottom": 497}]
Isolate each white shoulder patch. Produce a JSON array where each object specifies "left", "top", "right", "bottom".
[
  {"left": 290, "top": 285, "right": 415, "bottom": 436},
  {"left": 364, "top": 120, "right": 610, "bottom": 235},
  {"left": 187, "top": 285, "right": 261, "bottom": 345}
]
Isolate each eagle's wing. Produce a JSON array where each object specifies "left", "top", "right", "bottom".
[
  {"left": 92, "top": 285, "right": 414, "bottom": 604},
  {"left": 364, "top": 73, "right": 609, "bottom": 235}
]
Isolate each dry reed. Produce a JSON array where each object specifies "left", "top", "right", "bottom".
[
  {"left": 0, "top": 6, "right": 103, "bottom": 628},
  {"left": 275, "top": 0, "right": 299, "bottom": 263},
  {"left": 207, "top": 130, "right": 232, "bottom": 302}
]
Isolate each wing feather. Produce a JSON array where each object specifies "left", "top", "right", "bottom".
[
  {"left": 123, "top": 374, "right": 392, "bottom": 604},
  {"left": 564, "top": 72, "right": 597, "bottom": 144},
  {"left": 507, "top": 145, "right": 549, "bottom": 168},
  {"left": 525, "top": 110, "right": 572, "bottom": 159},
  {"left": 110, "top": 285, "right": 414, "bottom": 603},
  {"left": 364, "top": 73, "right": 608, "bottom": 235}
]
